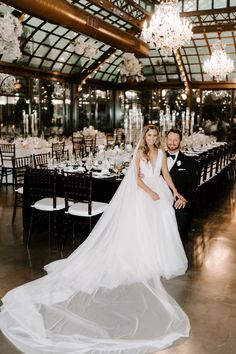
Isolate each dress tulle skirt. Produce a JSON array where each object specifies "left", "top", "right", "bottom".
[
  {"left": 0, "top": 278, "right": 190, "bottom": 354},
  {"left": 0, "top": 150, "right": 190, "bottom": 353}
]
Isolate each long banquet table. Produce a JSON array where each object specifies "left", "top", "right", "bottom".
[{"left": 12, "top": 138, "right": 235, "bottom": 244}]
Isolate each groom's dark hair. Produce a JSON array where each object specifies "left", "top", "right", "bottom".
[{"left": 167, "top": 128, "right": 182, "bottom": 141}]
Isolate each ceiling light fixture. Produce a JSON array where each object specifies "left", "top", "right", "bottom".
[
  {"left": 203, "top": 40, "right": 234, "bottom": 82},
  {"left": 141, "top": 0, "right": 193, "bottom": 57}
]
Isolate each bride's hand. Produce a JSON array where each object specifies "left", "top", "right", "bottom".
[
  {"left": 149, "top": 190, "right": 160, "bottom": 201},
  {"left": 173, "top": 190, "right": 184, "bottom": 202}
]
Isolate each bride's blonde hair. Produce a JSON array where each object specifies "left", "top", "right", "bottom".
[{"left": 139, "top": 124, "right": 160, "bottom": 161}]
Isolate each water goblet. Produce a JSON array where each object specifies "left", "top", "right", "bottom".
[
  {"left": 85, "top": 157, "right": 93, "bottom": 173},
  {"left": 115, "top": 157, "right": 123, "bottom": 180}
]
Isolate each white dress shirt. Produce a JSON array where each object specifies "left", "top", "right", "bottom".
[{"left": 167, "top": 151, "right": 179, "bottom": 171}]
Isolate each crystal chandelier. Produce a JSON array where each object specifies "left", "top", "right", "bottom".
[
  {"left": 0, "top": 12, "right": 22, "bottom": 61},
  {"left": 141, "top": 0, "right": 193, "bottom": 57},
  {"left": 203, "top": 40, "right": 234, "bottom": 82},
  {"left": 0, "top": 73, "right": 16, "bottom": 94}
]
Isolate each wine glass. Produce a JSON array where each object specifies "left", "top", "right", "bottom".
[
  {"left": 98, "top": 159, "right": 103, "bottom": 171},
  {"left": 115, "top": 156, "right": 123, "bottom": 180},
  {"left": 85, "top": 157, "right": 93, "bottom": 173}
]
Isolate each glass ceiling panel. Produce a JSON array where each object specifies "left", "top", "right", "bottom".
[
  {"left": 42, "top": 60, "right": 53, "bottom": 69},
  {"left": 34, "top": 45, "right": 49, "bottom": 58},
  {"left": 67, "top": 55, "right": 79, "bottom": 65},
  {"left": 43, "top": 34, "right": 60, "bottom": 46},
  {"left": 184, "top": 47, "right": 197, "bottom": 55},
  {"left": 58, "top": 52, "right": 71, "bottom": 62},
  {"left": 193, "top": 39, "right": 207, "bottom": 46},
  {"left": 228, "top": 72, "right": 235, "bottom": 80},
  {"left": 214, "top": 0, "right": 227, "bottom": 8},
  {"left": 186, "top": 56, "right": 199, "bottom": 64},
  {"left": 46, "top": 49, "right": 61, "bottom": 61},
  {"left": 64, "top": 31, "right": 78, "bottom": 40},
  {"left": 198, "top": 0, "right": 211, "bottom": 10},
  {"left": 197, "top": 47, "right": 209, "bottom": 55},
  {"left": 54, "top": 39, "right": 70, "bottom": 50},
  {"left": 32, "top": 31, "right": 48, "bottom": 42},
  {"left": 189, "top": 65, "right": 201, "bottom": 73},
  {"left": 156, "top": 76, "right": 166, "bottom": 82},
  {"left": 29, "top": 58, "right": 43, "bottom": 67},
  {"left": 168, "top": 75, "right": 179, "bottom": 80},
  {"left": 53, "top": 27, "right": 69, "bottom": 36},
  {"left": 221, "top": 32, "right": 235, "bottom": 38},
  {"left": 192, "top": 74, "right": 203, "bottom": 81},
  {"left": 140, "top": 58, "right": 151, "bottom": 65},
  {"left": 26, "top": 17, "right": 43, "bottom": 27},
  {"left": 183, "top": 0, "right": 197, "bottom": 11},
  {"left": 41, "top": 23, "right": 57, "bottom": 32},
  {"left": 223, "top": 37, "right": 234, "bottom": 45},
  {"left": 63, "top": 65, "right": 72, "bottom": 74}
]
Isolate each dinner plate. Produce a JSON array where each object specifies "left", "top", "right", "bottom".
[{"left": 92, "top": 172, "right": 116, "bottom": 179}]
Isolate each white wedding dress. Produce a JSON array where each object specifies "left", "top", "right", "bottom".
[{"left": 0, "top": 148, "right": 190, "bottom": 354}]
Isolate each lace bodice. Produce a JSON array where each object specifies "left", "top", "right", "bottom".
[{"left": 139, "top": 149, "right": 163, "bottom": 178}]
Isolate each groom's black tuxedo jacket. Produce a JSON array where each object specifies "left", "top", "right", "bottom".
[{"left": 167, "top": 151, "right": 197, "bottom": 206}]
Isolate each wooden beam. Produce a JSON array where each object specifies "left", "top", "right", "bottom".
[
  {"left": 193, "top": 23, "right": 236, "bottom": 34},
  {"left": 191, "top": 81, "right": 236, "bottom": 89},
  {"left": 182, "top": 6, "right": 236, "bottom": 18},
  {"left": 0, "top": 61, "right": 70, "bottom": 82}
]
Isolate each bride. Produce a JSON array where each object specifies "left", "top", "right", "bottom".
[{"left": 0, "top": 125, "right": 190, "bottom": 354}]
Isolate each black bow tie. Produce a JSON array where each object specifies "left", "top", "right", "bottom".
[{"left": 166, "top": 152, "right": 176, "bottom": 160}]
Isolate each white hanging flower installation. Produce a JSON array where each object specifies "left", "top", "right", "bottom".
[
  {"left": 0, "top": 73, "right": 16, "bottom": 94},
  {"left": 203, "top": 40, "right": 234, "bottom": 82},
  {"left": 119, "top": 53, "right": 145, "bottom": 82},
  {"left": 0, "top": 12, "right": 22, "bottom": 61},
  {"left": 73, "top": 40, "right": 97, "bottom": 59},
  {"left": 141, "top": 0, "right": 193, "bottom": 57}
]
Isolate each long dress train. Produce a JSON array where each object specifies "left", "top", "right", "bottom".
[{"left": 0, "top": 148, "right": 190, "bottom": 353}]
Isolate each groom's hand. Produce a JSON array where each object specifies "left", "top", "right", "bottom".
[{"left": 174, "top": 197, "right": 187, "bottom": 209}]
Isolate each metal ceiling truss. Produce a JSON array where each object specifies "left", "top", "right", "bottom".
[
  {"left": 184, "top": 7, "right": 236, "bottom": 30},
  {"left": 87, "top": 0, "right": 143, "bottom": 32},
  {"left": 111, "top": 0, "right": 147, "bottom": 20}
]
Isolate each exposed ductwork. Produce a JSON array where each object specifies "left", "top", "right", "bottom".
[{"left": 2, "top": 0, "right": 149, "bottom": 57}]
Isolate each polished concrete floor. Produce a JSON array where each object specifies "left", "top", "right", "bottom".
[{"left": 0, "top": 177, "right": 236, "bottom": 354}]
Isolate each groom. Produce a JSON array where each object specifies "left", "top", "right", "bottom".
[{"left": 166, "top": 128, "right": 197, "bottom": 240}]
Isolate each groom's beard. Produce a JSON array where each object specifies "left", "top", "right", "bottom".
[{"left": 167, "top": 144, "right": 180, "bottom": 153}]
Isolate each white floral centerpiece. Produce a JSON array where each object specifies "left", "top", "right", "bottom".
[{"left": 82, "top": 126, "right": 97, "bottom": 136}]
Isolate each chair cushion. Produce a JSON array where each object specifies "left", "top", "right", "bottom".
[
  {"left": 68, "top": 201, "right": 108, "bottom": 217},
  {"left": 33, "top": 197, "right": 65, "bottom": 211},
  {"left": 2, "top": 162, "right": 13, "bottom": 168}
]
